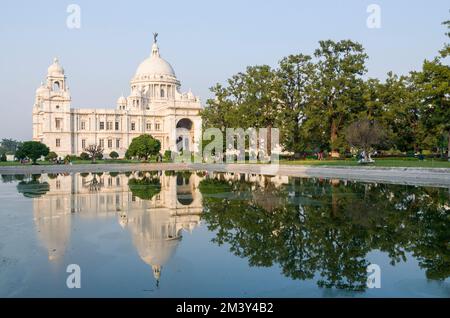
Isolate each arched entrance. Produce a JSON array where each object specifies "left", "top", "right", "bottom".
[
  {"left": 176, "top": 118, "right": 194, "bottom": 152},
  {"left": 176, "top": 174, "right": 194, "bottom": 205}
]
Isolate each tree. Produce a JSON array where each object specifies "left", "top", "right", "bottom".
[
  {"left": 45, "top": 151, "right": 58, "bottom": 162},
  {"left": 276, "top": 54, "right": 316, "bottom": 154},
  {"left": 345, "top": 119, "right": 385, "bottom": 161},
  {"left": 311, "top": 40, "right": 368, "bottom": 157},
  {"left": 0, "top": 153, "right": 6, "bottom": 162},
  {"left": 363, "top": 73, "right": 423, "bottom": 153},
  {"left": 0, "top": 138, "right": 22, "bottom": 154},
  {"left": 126, "top": 134, "right": 161, "bottom": 160},
  {"left": 414, "top": 59, "right": 450, "bottom": 159},
  {"left": 203, "top": 65, "right": 281, "bottom": 156},
  {"left": 16, "top": 141, "right": 49, "bottom": 164},
  {"left": 84, "top": 144, "right": 104, "bottom": 163},
  {"left": 109, "top": 151, "right": 119, "bottom": 159},
  {"left": 412, "top": 18, "right": 450, "bottom": 159}
]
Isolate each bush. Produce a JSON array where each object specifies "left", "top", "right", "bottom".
[
  {"left": 45, "top": 151, "right": 58, "bottom": 161},
  {"left": 163, "top": 150, "right": 172, "bottom": 161},
  {"left": 79, "top": 152, "right": 90, "bottom": 160},
  {"left": 95, "top": 152, "right": 103, "bottom": 160},
  {"left": 0, "top": 153, "right": 6, "bottom": 162},
  {"left": 109, "top": 151, "right": 119, "bottom": 159}
]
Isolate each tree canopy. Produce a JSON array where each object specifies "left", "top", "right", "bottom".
[
  {"left": 126, "top": 134, "right": 161, "bottom": 160},
  {"left": 202, "top": 17, "right": 450, "bottom": 159},
  {"left": 15, "top": 141, "right": 49, "bottom": 164}
]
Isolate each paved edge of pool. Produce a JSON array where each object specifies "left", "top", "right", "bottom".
[{"left": 1, "top": 163, "right": 450, "bottom": 187}]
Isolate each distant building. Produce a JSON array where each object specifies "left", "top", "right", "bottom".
[{"left": 32, "top": 36, "right": 202, "bottom": 158}]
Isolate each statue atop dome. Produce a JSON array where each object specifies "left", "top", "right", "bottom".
[{"left": 153, "top": 32, "right": 158, "bottom": 43}]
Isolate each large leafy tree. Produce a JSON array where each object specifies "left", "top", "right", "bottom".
[
  {"left": 366, "top": 73, "right": 424, "bottom": 152},
  {"left": 15, "top": 141, "right": 49, "bottom": 164},
  {"left": 126, "top": 134, "right": 161, "bottom": 160},
  {"left": 204, "top": 65, "right": 280, "bottom": 154},
  {"left": 276, "top": 54, "right": 316, "bottom": 154},
  {"left": 312, "top": 40, "right": 368, "bottom": 156},
  {"left": 413, "top": 19, "right": 450, "bottom": 159}
]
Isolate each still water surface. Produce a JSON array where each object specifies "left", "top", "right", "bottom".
[{"left": 0, "top": 171, "right": 448, "bottom": 297}]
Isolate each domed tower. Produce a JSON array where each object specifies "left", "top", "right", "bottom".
[
  {"left": 116, "top": 94, "right": 127, "bottom": 110},
  {"left": 128, "top": 33, "right": 180, "bottom": 110},
  {"left": 33, "top": 58, "right": 72, "bottom": 153}
]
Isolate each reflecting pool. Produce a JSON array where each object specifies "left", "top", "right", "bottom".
[{"left": 0, "top": 171, "right": 449, "bottom": 297}]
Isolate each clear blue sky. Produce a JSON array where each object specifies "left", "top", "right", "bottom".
[{"left": 0, "top": 0, "right": 448, "bottom": 140}]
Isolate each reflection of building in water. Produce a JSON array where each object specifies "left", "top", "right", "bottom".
[
  {"left": 34, "top": 196, "right": 72, "bottom": 262},
  {"left": 32, "top": 172, "right": 203, "bottom": 284},
  {"left": 31, "top": 171, "right": 289, "bottom": 280}
]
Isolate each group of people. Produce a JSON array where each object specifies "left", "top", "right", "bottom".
[{"left": 50, "top": 157, "right": 72, "bottom": 165}]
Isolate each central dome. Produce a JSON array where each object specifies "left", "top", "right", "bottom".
[{"left": 135, "top": 43, "right": 176, "bottom": 77}]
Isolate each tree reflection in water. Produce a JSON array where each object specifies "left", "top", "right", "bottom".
[
  {"left": 199, "top": 175, "right": 450, "bottom": 291},
  {"left": 128, "top": 171, "right": 161, "bottom": 200},
  {"left": 16, "top": 174, "right": 50, "bottom": 198}
]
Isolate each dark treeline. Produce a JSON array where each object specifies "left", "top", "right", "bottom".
[{"left": 202, "top": 19, "right": 450, "bottom": 159}]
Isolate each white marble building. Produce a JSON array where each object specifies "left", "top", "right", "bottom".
[{"left": 32, "top": 35, "right": 202, "bottom": 158}]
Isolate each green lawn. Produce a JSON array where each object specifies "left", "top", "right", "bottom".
[
  {"left": 1, "top": 157, "right": 449, "bottom": 168},
  {"left": 0, "top": 159, "right": 161, "bottom": 166},
  {"left": 280, "top": 158, "right": 450, "bottom": 168}
]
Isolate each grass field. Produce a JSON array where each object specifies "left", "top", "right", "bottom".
[
  {"left": 1, "top": 157, "right": 449, "bottom": 168},
  {"left": 0, "top": 159, "right": 153, "bottom": 166},
  {"left": 280, "top": 158, "right": 450, "bottom": 168}
]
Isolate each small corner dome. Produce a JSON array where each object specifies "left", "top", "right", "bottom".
[
  {"left": 48, "top": 58, "right": 64, "bottom": 76},
  {"left": 36, "top": 82, "right": 49, "bottom": 95},
  {"left": 117, "top": 95, "right": 127, "bottom": 105}
]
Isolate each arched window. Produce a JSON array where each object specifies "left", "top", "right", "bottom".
[{"left": 53, "top": 81, "right": 60, "bottom": 92}]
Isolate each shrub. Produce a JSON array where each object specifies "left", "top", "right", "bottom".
[
  {"left": 45, "top": 151, "right": 58, "bottom": 161},
  {"left": 79, "top": 152, "right": 90, "bottom": 160},
  {"left": 109, "top": 151, "right": 119, "bottom": 159},
  {"left": 0, "top": 153, "right": 6, "bottom": 162},
  {"left": 163, "top": 150, "right": 172, "bottom": 161}
]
